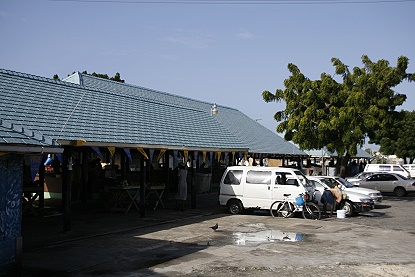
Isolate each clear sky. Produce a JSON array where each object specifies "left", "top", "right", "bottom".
[{"left": 1, "top": 0, "right": 414, "bottom": 151}]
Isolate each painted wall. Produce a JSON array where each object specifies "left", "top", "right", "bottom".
[{"left": 0, "top": 153, "right": 23, "bottom": 275}]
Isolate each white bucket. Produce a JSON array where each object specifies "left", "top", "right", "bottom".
[{"left": 337, "top": 210, "right": 346, "bottom": 218}]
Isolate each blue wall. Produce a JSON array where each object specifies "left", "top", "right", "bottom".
[{"left": 0, "top": 154, "right": 23, "bottom": 275}]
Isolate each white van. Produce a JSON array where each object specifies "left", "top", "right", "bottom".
[
  {"left": 218, "top": 166, "right": 315, "bottom": 214},
  {"left": 364, "top": 164, "right": 411, "bottom": 178},
  {"left": 403, "top": 164, "right": 415, "bottom": 179}
]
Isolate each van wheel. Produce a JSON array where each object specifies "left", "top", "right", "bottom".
[
  {"left": 227, "top": 200, "right": 243, "bottom": 215},
  {"left": 394, "top": 187, "right": 407, "bottom": 197}
]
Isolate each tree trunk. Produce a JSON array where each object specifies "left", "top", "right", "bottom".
[{"left": 339, "top": 153, "right": 351, "bottom": 178}]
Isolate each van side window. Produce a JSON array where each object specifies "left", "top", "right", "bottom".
[
  {"left": 379, "top": 165, "right": 390, "bottom": 171},
  {"left": 393, "top": 166, "right": 404, "bottom": 172},
  {"left": 224, "top": 170, "right": 243, "bottom": 185},
  {"left": 246, "top": 171, "right": 271, "bottom": 184},
  {"left": 275, "top": 173, "right": 284, "bottom": 184},
  {"left": 275, "top": 172, "right": 298, "bottom": 185}
]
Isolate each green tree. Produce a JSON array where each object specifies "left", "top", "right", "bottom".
[
  {"left": 90, "top": 72, "right": 124, "bottom": 83},
  {"left": 263, "top": 55, "right": 413, "bottom": 177},
  {"left": 57, "top": 71, "right": 125, "bottom": 83},
  {"left": 377, "top": 110, "right": 415, "bottom": 163},
  {"left": 110, "top": 72, "right": 124, "bottom": 83}
]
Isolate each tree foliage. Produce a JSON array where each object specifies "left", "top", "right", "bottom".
[
  {"left": 55, "top": 71, "right": 125, "bottom": 83},
  {"left": 263, "top": 55, "right": 413, "bottom": 176},
  {"left": 377, "top": 110, "right": 415, "bottom": 162},
  {"left": 88, "top": 71, "right": 125, "bottom": 83}
]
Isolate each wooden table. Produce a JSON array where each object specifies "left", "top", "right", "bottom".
[
  {"left": 145, "top": 184, "right": 166, "bottom": 211},
  {"left": 106, "top": 185, "right": 140, "bottom": 214},
  {"left": 22, "top": 186, "right": 44, "bottom": 216}
]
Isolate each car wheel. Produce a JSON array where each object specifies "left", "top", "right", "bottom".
[
  {"left": 227, "top": 199, "right": 243, "bottom": 215},
  {"left": 394, "top": 187, "right": 407, "bottom": 197},
  {"left": 341, "top": 201, "right": 354, "bottom": 217}
]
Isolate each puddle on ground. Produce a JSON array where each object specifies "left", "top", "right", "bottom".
[
  {"left": 232, "top": 230, "right": 304, "bottom": 245},
  {"left": 198, "top": 229, "right": 304, "bottom": 246}
]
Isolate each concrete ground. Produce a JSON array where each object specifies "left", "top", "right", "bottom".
[{"left": 20, "top": 192, "right": 415, "bottom": 277}]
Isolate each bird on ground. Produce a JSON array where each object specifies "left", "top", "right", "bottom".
[{"left": 210, "top": 223, "right": 218, "bottom": 231}]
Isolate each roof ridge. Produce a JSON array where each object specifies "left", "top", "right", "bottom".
[
  {"left": 0, "top": 68, "right": 83, "bottom": 89},
  {"left": 77, "top": 72, "right": 238, "bottom": 111},
  {"left": 0, "top": 69, "right": 206, "bottom": 115}
]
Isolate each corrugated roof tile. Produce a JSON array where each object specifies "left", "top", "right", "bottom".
[
  {"left": 65, "top": 72, "right": 306, "bottom": 155},
  {"left": 1, "top": 69, "right": 247, "bottom": 151},
  {"left": 0, "top": 68, "right": 315, "bottom": 155}
]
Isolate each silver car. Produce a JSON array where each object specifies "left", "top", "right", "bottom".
[
  {"left": 332, "top": 177, "right": 383, "bottom": 204},
  {"left": 354, "top": 173, "right": 415, "bottom": 197},
  {"left": 308, "top": 176, "right": 374, "bottom": 217}
]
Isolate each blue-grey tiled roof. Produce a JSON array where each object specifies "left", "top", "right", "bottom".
[
  {"left": 65, "top": 72, "right": 306, "bottom": 155},
  {"left": 0, "top": 118, "right": 57, "bottom": 146},
  {"left": 0, "top": 69, "right": 246, "bottom": 151}
]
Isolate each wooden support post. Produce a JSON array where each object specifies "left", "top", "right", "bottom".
[
  {"left": 62, "top": 146, "right": 73, "bottom": 232},
  {"left": 191, "top": 154, "right": 196, "bottom": 209},
  {"left": 139, "top": 156, "right": 146, "bottom": 218},
  {"left": 15, "top": 236, "right": 22, "bottom": 275},
  {"left": 81, "top": 150, "right": 89, "bottom": 205},
  {"left": 38, "top": 155, "right": 46, "bottom": 209}
]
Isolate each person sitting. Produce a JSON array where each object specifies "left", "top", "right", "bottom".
[
  {"left": 329, "top": 183, "right": 344, "bottom": 211},
  {"left": 321, "top": 189, "right": 335, "bottom": 217}
]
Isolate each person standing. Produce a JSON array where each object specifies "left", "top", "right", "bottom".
[{"left": 175, "top": 163, "right": 188, "bottom": 211}]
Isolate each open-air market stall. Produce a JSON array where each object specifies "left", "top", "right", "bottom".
[
  {"left": 0, "top": 68, "right": 307, "bottom": 276},
  {"left": 0, "top": 123, "right": 63, "bottom": 275},
  {"left": 304, "top": 147, "right": 373, "bottom": 176}
]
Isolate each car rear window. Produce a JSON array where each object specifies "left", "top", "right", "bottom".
[
  {"left": 383, "top": 174, "right": 398, "bottom": 181},
  {"left": 368, "top": 174, "right": 398, "bottom": 181}
]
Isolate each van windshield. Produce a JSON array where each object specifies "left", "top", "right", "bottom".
[{"left": 294, "top": 170, "right": 313, "bottom": 187}]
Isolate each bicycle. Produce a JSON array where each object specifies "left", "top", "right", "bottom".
[{"left": 270, "top": 193, "right": 321, "bottom": 220}]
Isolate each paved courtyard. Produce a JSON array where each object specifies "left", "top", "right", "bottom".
[{"left": 21, "top": 194, "right": 415, "bottom": 276}]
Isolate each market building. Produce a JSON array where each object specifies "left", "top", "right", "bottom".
[{"left": 0, "top": 68, "right": 307, "bottom": 274}]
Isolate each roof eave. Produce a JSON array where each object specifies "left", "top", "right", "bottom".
[
  {"left": 0, "top": 145, "right": 64, "bottom": 154},
  {"left": 57, "top": 140, "right": 248, "bottom": 153}
]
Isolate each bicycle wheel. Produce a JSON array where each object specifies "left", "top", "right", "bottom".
[
  {"left": 270, "top": 201, "right": 280, "bottom": 217},
  {"left": 271, "top": 202, "right": 295, "bottom": 218},
  {"left": 302, "top": 202, "right": 321, "bottom": 220}
]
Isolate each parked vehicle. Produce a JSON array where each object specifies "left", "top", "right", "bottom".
[
  {"left": 354, "top": 173, "right": 415, "bottom": 197},
  {"left": 308, "top": 176, "right": 374, "bottom": 216},
  {"left": 329, "top": 176, "right": 383, "bottom": 204},
  {"left": 403, "top": 164, "right": 415, "bottom": 178},
  {"left": 346, "top": 172, "right": 376, "bottom": 184},
  {"left": 219, "top": 166, "right": 315, "bottom": 215},
  {"left": 364, "top": 164, "right": 411, "bottom": 179}
]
